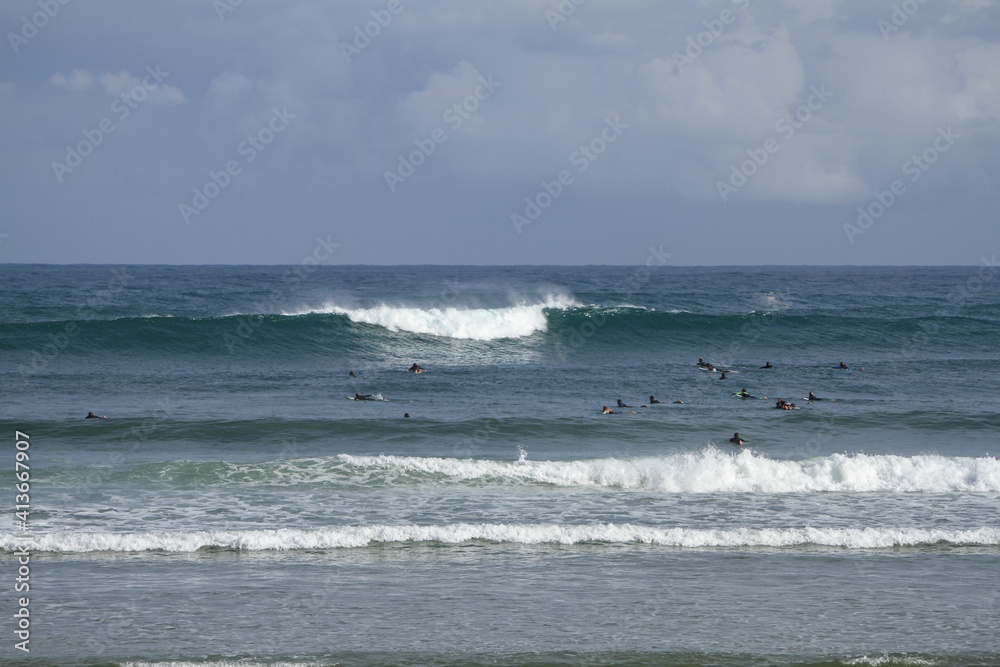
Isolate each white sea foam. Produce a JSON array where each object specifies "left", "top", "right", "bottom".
[
  {"left": 845, "top": 656, "right": 939, "bottom": 666},
  {"left": 336, "top": 450, "right": 1000, "bottom": 494},
  {"left": 5, "top": 524, "right": 998, "bottom": 553},
  {"left": 281, "top": 293, "right": 578, "bottom": 340}
]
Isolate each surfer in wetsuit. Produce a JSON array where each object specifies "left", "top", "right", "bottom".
[
  {"left": 354, "top": 392, "right": 375, "bottom": 400},
  {"left": 649, "top": 396, "right": 661, "bottom": 404},
  {"left": 839, "top": 361, "right": 849, "bottom": 369},
  {"left": 408, "top": 363, "right": 425, "bottom": 373},
  {"left": 720, "top": 371, "right": 727, "bottom": 380},
  {"left": 808, "top": 391, "right": 822, "bottom": 401},
  {"left": 729, "top": 432, "right": 745, "bottom": 445},
  {"left": 85, "top": 411, "right": 106, "bottom": 419},
  {"left": 733, "top": 388, "right": 754, "bottom": 398},
  {"left": 775, "top": 399, "right": 796, "bottom": 410},
  {"left": 349, "top": 371, "right": 356, "bottom": 378},
  {"left": 601, "top": 406, "right": 614, "bottom": 414},
  {"left": 617, "top": 399, "right": 631, "bottom": 408},
  {"left": 760, "top": 362, "right": 773, "bottom": 369}
]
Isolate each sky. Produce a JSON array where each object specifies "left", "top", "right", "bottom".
[{"left": 1, "top": 0, "right": 999, "bottom": 265}]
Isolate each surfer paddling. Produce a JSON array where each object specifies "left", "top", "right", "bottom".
[{"left": 732, "top": 388, "right": 765, "bottom": 399}]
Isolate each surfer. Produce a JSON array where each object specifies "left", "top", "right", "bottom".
[
  {"left": 732, "top": 388, "right": 755, "bottom": 399},
  {"left": 729, "top": 432, "right": 745, "bottom": 445},
  {"left": 775, "top": 399, "right": 796, "bottom": 410},
  {"left": 808, "top": 391, "right": 823, "bottom": 401},
  {"left": 408, "top": 363, "right": 425, "bottom": 373},
  {"left": 649, "top": 396, "right": 661, "bottom": 404},
  {"left": 85, "top": 411, "right": 106, "bottom": 419},
  {"left": 839, "top": 361, "right": 849, "bottom": 369},
  {"left": 404, "top": 413, "right": 410, "bottom": 418},
  {"left": 760, "top": 362, "right": 773, "bottom": 369},
  {"left": 601, "top": 406, "right": 614, "bottom": 414},
  {"left": 697, "top": 357, "right": 708, "bottom": 367},
  {"left": 720, "top": 371, "right": 727, "bottom": 380},
  {"left": 349, "top": 371, "right": 356, "bottom": 378},
  {"left": 617, "top": 399, "right": 631, "bottom": 408},
  {"left": 354, "top": 392, "right": 375, "bottom": 400},
  {"left": 672, "top": 400, "right": 684, "bottom": 404}
]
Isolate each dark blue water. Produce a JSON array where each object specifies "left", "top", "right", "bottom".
[{"left": 1, "top": 265, "right": 999, "bottom": 666}]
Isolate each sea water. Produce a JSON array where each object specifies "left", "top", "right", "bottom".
[{"left": 1, "top": 265, "right": 998, "bottom": 666}]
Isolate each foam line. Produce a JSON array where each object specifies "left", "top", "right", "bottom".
[{"left": 4, "top": 524, "right": 998, "bottom": 553}]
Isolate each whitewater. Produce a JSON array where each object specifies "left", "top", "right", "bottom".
[
  {"left": 335, "top": 450, "right": 1000, "bottom": 493},
  {"left": 281, "top": 293, "right": 579, "bottom": 340},
  {"left": 8, "top": 524, "right": 1000, "bottom": 553}
]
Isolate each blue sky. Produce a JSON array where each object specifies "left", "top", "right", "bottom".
[{"left": 1, "top": 0, "right": 999, "bottom": 265}]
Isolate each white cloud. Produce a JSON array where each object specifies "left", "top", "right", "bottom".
[
  {"left": 48, "top": 68, "right": 185, "bottom": 105},
  {"left": 397, "top": 61, "right": 490, "bottom": 133},
  {"left": 48, "top": 70, "right": 95, "bottom": 91},
  {"left": 98, "top": 71, "right": 185, "bottom": 105}
]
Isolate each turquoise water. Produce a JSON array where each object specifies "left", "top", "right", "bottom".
[{"left": 1, "top": 265, "right": 999, "bottom": 666}]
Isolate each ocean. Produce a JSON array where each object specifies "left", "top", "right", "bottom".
[{"left": 1, "top": 264, "right": 998, "bottom": 667}]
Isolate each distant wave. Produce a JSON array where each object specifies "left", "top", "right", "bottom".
[
  {"left": 5, "top": 524, "right": 998, "bottom": 553},
  {"left": 281, "top": 293, "right": 578, "bottom": 340},
  {"left": 4, "top": 300, "right": 996, "bottom": 352}
]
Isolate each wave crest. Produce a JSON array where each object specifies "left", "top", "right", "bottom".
[
  {"left": 338, "top": 450, "right": 1000, "bottom": 494},
  {"left": 284, "top": 294, "right": 577, "bottom": 340}
]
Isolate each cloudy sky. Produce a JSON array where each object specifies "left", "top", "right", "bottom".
[{"left": 1, "top": 0, "right": 998, "bottom": 265}]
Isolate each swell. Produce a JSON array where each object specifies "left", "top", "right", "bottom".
[{"left": 545, "top": 309, "right": 1000, "bottom": 352}]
